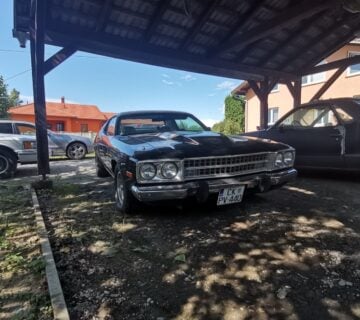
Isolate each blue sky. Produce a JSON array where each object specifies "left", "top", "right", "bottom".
[{"left": 0, "top": 1, "right": 243, "bottom": 127}]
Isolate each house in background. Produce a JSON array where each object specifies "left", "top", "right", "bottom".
[
  {"left": 232, "top": 39, "right": 360, "bottom": 132},
  {"left": 9, "top": 97, "right": 116, "bottom": 133}
]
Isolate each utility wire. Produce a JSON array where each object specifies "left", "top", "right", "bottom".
[{"left": 5, "top": 69, "right": 31, "bottom": 81}]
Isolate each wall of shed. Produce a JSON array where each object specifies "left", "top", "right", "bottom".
[{"left": 245, "top": 44, "right": 360, "bottom": 132}]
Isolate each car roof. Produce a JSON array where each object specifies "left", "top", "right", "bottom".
[
  {"left": 297, "top": 97, "right": 360, "bottom": 108},
  {"left": 0, "top": 119, "right": 36, "bottom": 125},
  {"left": 115, "top": 110, "right": 194, "bottom": 117}
]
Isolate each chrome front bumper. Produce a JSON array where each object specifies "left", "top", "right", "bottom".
[
  {"left": 17, "top": 150, "right": 38, "bottom": 164},
  {"left": 131, "top": 168, "right": 297, "bottom": 202}
]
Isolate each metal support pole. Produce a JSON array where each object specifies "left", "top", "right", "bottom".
[{"left": 30, "top": 0, "right": 50, "bottom": 179}]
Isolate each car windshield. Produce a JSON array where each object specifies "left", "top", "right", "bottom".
[{"left": 118, "top": 113, "right": 207, "bottom": 135}]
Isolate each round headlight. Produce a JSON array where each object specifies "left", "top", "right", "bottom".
[
  {"left": 275, "top": 153, "right": 284, "bottom": 167},
  {"left": 140, "top": 163, "right": 156, "bottom": 180},
  {"left": 161, "top": 162, "right": 178, "bottom": 179},
  {"left": 284, "top": 151, "right": 294, "bottom": 166}
]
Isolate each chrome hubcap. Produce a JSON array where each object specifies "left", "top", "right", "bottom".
[
  {"left": 116, "top": 172, "right": 124, "bottom": 207},
  {"left": 0, "top": 155, "right": 9, "bottom": 174},
  {"left": 69, "top": 143, "right": 86, "bottom": 159}
]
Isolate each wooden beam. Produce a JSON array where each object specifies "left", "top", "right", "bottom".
[
  {"left": 216, "top": 1, "right": 334, "bottom": 57},
  {"left": 95, "top": 0, "right": 113, "bottom": 32},
  {"left": 30, "top": 0, "right": 50, "bottom": 178},
  {"left": 286, "top": 78, "right": 301, "bottom": 107},
  {"left": 143, "top": 0, "right": 169, "bottom": 41},
  {"left": 303, "top": 55, "right": 360, "bottom": 75},
  {"left": 248, "top": 80, "right": 263, "bottom": 99},
  {"left": 44, "top": 22, "right": 297, "bottom": 82},
  {"left": 310, "top": 66, "right": 346, "bottom": 101},
  {"left": 44, "top": 46, "right": 77, "bottom": 75},
  {"left": 179, "top": 0, "right": 220, "bottom": 50},
  {"left": 208, "top": 0, "right": 267, "bottom": 57},
  {"left": 259, "top": 79, "right": 270, "bottom": 129}
]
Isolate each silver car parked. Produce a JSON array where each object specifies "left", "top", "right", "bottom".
[{"left": 0, "top": 120, "right": 94, "bottom": 160}]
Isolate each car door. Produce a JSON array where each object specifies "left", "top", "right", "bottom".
[
  {"left": 265, "top": 104, "right": 344, "bottom": 169},
  {"left": 333, "top": 102, "right": 360, "bottom": 170}
]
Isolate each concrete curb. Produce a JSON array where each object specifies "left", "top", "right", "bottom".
[{"left": 31, "top": 187, "right": 70, "bottom": 320}]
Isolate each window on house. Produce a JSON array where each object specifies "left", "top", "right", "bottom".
[
  {"left": 80, "top": 124, "right": 88, "bottom": 132},
  {"left": 270, "top": 83, "right": 279, "bottom": 92},
  {"left": 302, "top": 61, "right": 326, "bottom": 85},
  {"left": 347, "top": 52, "right": 360, "bottom": 76},
  {"left": 268, "top": 107, "right": 279, "bottom": 125},
  {"left": 55, "top": 122, "right": 64, "bottom": 132}
]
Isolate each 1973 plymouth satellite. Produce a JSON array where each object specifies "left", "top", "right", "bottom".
[{"left": 94, "top": 111, "right": 297, "bottom": 213}]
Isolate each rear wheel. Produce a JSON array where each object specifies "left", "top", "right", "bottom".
[
  {"left": 66, "top": 142, "right": 87, "bottom": 160},
  {"left": 114, "top": 165, "right": 138, "bottom": 214},
  {"left": 95, "top": 156, "right": 110, "bottom": 177},
  {"left": 0, "top": 149, "right": 17, "bottom": 179}
]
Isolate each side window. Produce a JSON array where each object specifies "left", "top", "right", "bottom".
[
  {"left": 15, "top": 124, "right": 37, "bottom": 135},
  {"left": 106, "top": 117, "right": 117, "bottom": 136},
  {"left": 0, "top": 123, "right": 13, "bottom": 134},
  {"left": 278, "top": 106, "right": 338, "bottom": 129},
  {"left": 334, "top": 105, "right": 358, "bottom": 124}
]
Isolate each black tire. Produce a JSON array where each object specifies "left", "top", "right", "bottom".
[
  {"left": 114, "top": 165, "right": 138, "bottom": 214},
  {"left": 66, "top": 142, "right": 87, "bottom": 160},
  {"left": 95, "top": 156, "right": 110, "bottom": 177},
  {"left": 0, "top": 149, "right": 17, "bottom": 179}
]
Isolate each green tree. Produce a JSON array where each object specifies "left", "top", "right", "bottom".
[
  {"left": 8, "top": 89, "right": 22, "bottom": 107},
  {"left": 212, "top": 94, "right": 245, "bottom": 135},
  {"left": 0, "top": 76, "right": 22, "bottom": 119},
  {"left": 0, "top": 76, "right": 9, "bottom": 118}
]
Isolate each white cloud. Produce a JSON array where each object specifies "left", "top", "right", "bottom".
[
  {"left": 216, "top": 80, "right": 237, "bottom": 91},
  {"left": 208, "top": 93, "right": 216, "bottom": 97},
  {"left": 201, "top": 118, "right": 221, "bottom": 128},
  {"left": 162, "top": 79, "right": 174, "bottom": 86},
  {"left": 162, "top": 73, "right": 170, "bottom": 78},
  {"left": 181, "top": 73, "right": 196, "bottom": 81}
]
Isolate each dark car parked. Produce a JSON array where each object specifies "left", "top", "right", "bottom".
[
  {"left": 244, "top": 98, "right": 360, "bottom": 172},
  {"left": 94, "top": 111, "right": 296, "bottom": 213}
]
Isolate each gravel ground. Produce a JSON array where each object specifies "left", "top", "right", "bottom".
[{"left": 34, "top": 160, "right": 360, "bottom": 320}]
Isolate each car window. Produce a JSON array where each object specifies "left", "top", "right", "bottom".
[
  {"left": 0, "top": 123, "right": 13, "bottom": 134},
  {"left": 106, "top": 117, "right": 117, "bottom": 136},
  {"left": 333, "top": 104, "right": 359, "bottom": 124},
  {"left": 278, "top": 106, "right": 338, "bottom": 129},
  {"left": 175, "top": 117, "right": 204, "bottom": 131},
  {"left": 15, "top": 124, "right": 37, "bottom": 135}
]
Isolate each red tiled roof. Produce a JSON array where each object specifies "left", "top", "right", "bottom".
[
  {"left": 103, "top": 112, "right": 117, "bottom": 119},
  {"left": 9, "top": 102, "right": 108, "bottom": 120}
]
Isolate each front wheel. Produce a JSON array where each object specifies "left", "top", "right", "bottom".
[
  {"left": 0, "top": 149, "right": 17, "bottom": 179},
  {"left": 114, "top": 166, "right": 138, "bottom": 214},
  {"left": 66, "top": 142, "right": 87, "bottom": 160}
]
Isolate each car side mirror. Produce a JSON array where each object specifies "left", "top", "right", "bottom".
[
  {"left": 206, "top": 126, "right": 211, "bottom": 131},
  {"left": 278, "top": 125, "right": 285, "bottom": 133}
]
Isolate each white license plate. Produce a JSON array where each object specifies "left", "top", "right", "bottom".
[{"left": 217, "top": 186, "right": 245, "bottom": 206}]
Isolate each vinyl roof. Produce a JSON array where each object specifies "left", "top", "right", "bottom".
[{"left": 13, "top": 0, "right": 360, "bottom": 82}]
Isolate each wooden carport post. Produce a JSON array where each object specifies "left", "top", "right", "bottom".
[
  {"left": 248, "top": 77, "right": 277, "bottom": 130},
  {"left": 286, "top": 77, "right": 302, "bottom": 108},
  {"left": 30, "top": 0, "right": 50, "bottom": 179}
]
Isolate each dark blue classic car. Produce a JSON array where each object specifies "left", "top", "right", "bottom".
[
  {"left": 245, "top": 98, "right": 360, "bottom": 172},
  {"left": 94, "top": 111, "right": 296, "bottom": 213}
]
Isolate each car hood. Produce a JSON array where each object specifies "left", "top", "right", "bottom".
[{"left": 114, "top": 131, "right": 291, "bottom": 160}]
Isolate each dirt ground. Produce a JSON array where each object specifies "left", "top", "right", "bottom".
[
  {"left": 0, "top": 184, "right": 52, "bottom": 320},
  {"left": 32, "top": 159, "right": 360, "bottom": 320}
]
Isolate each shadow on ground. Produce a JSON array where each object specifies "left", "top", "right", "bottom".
[{"left": 34, "top": 164, "right": 360, "bottom": 320}]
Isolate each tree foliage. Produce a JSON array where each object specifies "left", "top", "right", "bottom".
[
  {"left": 212, "top": 95, "right": 245, "bottom": 135},
  {"left": 0, "top": 76, "right": 22, "bottom": 119}
]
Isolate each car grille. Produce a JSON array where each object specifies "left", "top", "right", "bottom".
[{"left": 184, "top": 153, "right": 270, "bottom": 180}]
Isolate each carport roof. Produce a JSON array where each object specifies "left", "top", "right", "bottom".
[{"left": 13, "top": 0, "right": 360, "bottom": 82}]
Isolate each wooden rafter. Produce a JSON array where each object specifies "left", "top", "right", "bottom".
[
  {"left": 179, "top": 0, "right": 220, "bottom": 50},
  {"left": 44, "top": 46, "right": 77, "bottom": 75},
  {"left": 216, "top": 1, "right": 334, "bottom": 57},
  {"left": 143, "top": 0, "right": 169, "bottom": 41},
  {"left": 310, "top": 66, "right": 347, "bottom": 101},
  {"left": 208, "top": 0, "right": 267, "bottom": 57},
  {"left": 95, "top": 0, "right": 113, "bottom": 32}
]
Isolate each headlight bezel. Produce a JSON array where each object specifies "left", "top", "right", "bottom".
[
  {"left": 136, "top": 159, "right": 183, "bottom": 183},
  {"left": 139, "top": 163, "right": 157, "bottom": 180},
  {"left": 273, "top": 149, "right": 295, "bottom": 169}
]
